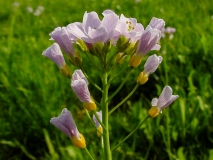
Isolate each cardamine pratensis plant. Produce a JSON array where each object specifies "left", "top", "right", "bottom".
[{"left": 42, "top": 10, "right": 179, "bottom": 160}]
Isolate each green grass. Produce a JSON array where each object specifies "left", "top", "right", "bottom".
[{"left": 0, "top": 0, "right": 213, "bottom": 159}]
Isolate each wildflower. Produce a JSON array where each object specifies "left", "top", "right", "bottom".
[
  {"left": 50, "top": 27, "right": 82, "bottom": 66},
  {"left": 113, "top": 14, "right": 144, "bottom": 43},
  {"left": 93, "top": 111, "right": 102, "bottom": 136},
  {"left": 148, "top": 86, "right": 179, "bottom": 118},
  {"left": 137, "top": 54, "right": 162, "bottom": 84},
  {"left": 67, "top": 10, "right": 119, "bottom": 44},
  {"left": 42, "top": 43, "right": 71, "bottom": 77},
  {"left": 148, "top": 17, "right": 165, "bottom": 32},
  {"left": 71, "top": 70, "right": 96, "bottom": 111},
  {"left": 129, "top": 25, "right": 161, "bottom": 67},
  {"left": 50, "top": 108, "right": 86, "bottom": 148}
]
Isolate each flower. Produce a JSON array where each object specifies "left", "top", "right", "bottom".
[
  {"left": 93, "top": 111, "right": 102, "bottom": 136},
  {"left": 137, "top": 54, "right": 162, "bottom": 84},
  {"left": 148, "top": 17, "right": 165, "bottom": 32},
  {"left": 67, "top": 10, "right": 119, "bottom": 44},
  {"left": 71, "top": 70, "right": 96, "bottom": 111},
  {"left": 50, "top": 27, "right": 82, "bottom": 66},
  {"left": 113, "top": 14, "right": 144, "bottom": 44},
  {"left": 50, "top": 108, "right": 86, "bottom": 148},
  {"left": 148, "top": 86, "right": 179, "bottom": 118},
  {"left": 50, "top": 27, "right": 76, "bottom": 56},
  {"left": 42, "top": 43, "right": 71, "bottom": 77},
  {"left": 42, "top": 43, "right": 66, "bottom": 68},
  {"left": 129, "top": 25, "right": 161, "bottom": 67}
]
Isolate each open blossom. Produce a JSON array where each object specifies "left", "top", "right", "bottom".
[
  {"left": 113, "top": 14, "right": 144, "bottom": 43},
  {"left": 50, "top": 108, "right": 86, "bottom": 148},
  {"left": 71, "top": 70, "right": 96, "bottom": 111},
  {"left": 67, "top": 10, "right": 119, "bottom": 44},
  {"left": 137, "top": 54, "right": 162, "bottom": 85},
  {"left": 148, "top": 86, "right": 179, "bottom": 118},
  {"left": 42, "top": 43, "right": 66, "bottom": 68}
]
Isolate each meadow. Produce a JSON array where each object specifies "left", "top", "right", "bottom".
[{"left": 0, "top": 0, "right": 213, "bottom": 159}]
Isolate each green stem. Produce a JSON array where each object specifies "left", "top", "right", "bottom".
[
  {"left": 102, "top": 71, "right": 111, "bottom": 160},
  {"left": 111, "top": 115, "right": 150, "bottom": 152},
  {"left": 109, "top": 83, "right": 140, "bottom": 115},
  {"left": 108, "top": 68, "right": 132, "bottom": 102},
  {"left": 80, "top": 67, "right": 103, "bottom": 93},
  {"left": 85, "top": 109, "right": 103, "bottom": 136},
  {"left": 84, "top": 148, "right": 95, "bottom": 160}
]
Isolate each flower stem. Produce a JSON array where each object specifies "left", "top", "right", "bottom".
[
  {"left": 108, "top": 67, "right": 132, "bottom": 102},
  {"left": 102, "top": 71, "right": 111, "bottom": 160},
  {"left": 84, "top": 147, "right": 95, "bottom": 160},
  {"left": 84, "top": 109, "right": 103, "bottom": 136},
  {"left": 109, "top": 83, "right": 140, "bottom": 115},
  {"left": 111, "top": 115, "right": 150, "bottom": 152}
]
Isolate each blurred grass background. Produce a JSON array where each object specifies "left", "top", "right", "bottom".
[{"left": 0, "top": 0, "right": 213, "bottom": 159}]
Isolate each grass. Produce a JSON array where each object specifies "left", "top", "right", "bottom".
[{"left": 0, "top": 0, "right": 213, "bottom": 159}]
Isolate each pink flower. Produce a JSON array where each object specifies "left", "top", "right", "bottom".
[
  {"left": 148, "top": 86, "right": 179, "bottom": 118},
  {"left": 71, "top": 70, "right": 96, "bottom": 110},
  {"left": 71, "top": 70, "right": 91, "bottom": 102},
  {"left": 136, "top": 26, "right": 161, "bottom": 57},
  {"left": 50, "top": 108, "right": 86, "bottom": 148},
  {"left": 113, "top": 14, "right": 144, "bottom": 43},
  {"left": 67, "top": 10, "right": 119, "bottom": 44},
  {"left": 143, "top": 54, "right": 162, "bottom": 76},
  {"left": 50, "top": 27, "right": 76, "bottom": 56},
  {"left": 42, "top": 43, "right": 66, "bottom": 68},
  {"left": 148, "top": 17, "right": 165, "bottom": 32}
]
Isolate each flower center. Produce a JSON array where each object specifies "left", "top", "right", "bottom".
[{"left": 126, "top": 21, "right": 135, "bottom": 31}]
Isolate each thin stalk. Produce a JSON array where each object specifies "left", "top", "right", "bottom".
[
  {"left": 102, "top": 71, "right": 111, "bottom": 160},
  {"left": 84, "top": 148, "right": 95, "bottom": 160},
  {"left": 80, "top": 66, "right": 103, "bottom": 93},
  {"left": 93, "top": 111, "right": 107, "bottom": 132},
  {"left": 108, "top": 68, "right": 133, "bottom": 102},
  {"left": 111, "top": 115, "right": 150, "bottom": 152},
  {"left": 85, "top": 109, "right": 103, "bottom": 136},
  {"left": 109, "top": 83, "right": 140, "bottom": 115}
]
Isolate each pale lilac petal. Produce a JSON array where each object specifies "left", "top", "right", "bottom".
[
  {"left": 86, "top": 26, "right": 108, "bottom": 43},
  {"left": 50, "top": 108, "right": 80, "bottom": 138},
  {"left": 149, "top": 17, "right": 165, "bottom": 31},
  {"left": 157, "top": 86, "right": 173, "bottom": 107},
  {"left": 71, "top": 69, "right": 88, "bottom": 85},
  {"left": 42, "top": 43, "right": 65, "bottom": 68},
  {"left": 93, "top": 111, "right": 102, "bottom": 127},
  {"left": 66, "top": 22, "right": 87, "bottom": 40},
  {"left": 151, "top": 98, "right": 158, "bottom": 106},
  {"left": 151, "top": 44, "right": 161, "bottom": 50},
  {"left": 83, "top": 11, "right": 101, "bottom": 33},
  {"left": 136, "top": 26, "right": 161, "bottom": 56},
  {"left": 101, "top": 10, "right": 119, "bottom": 33},
  {"left": 143, "top": 54, "right": 162, "bottom": 75},
  {"left": 161, "top": 95, "right": 179, "bottom": 109},
  {"left": 50, "top": 27, "right": 75, "bottom": 56},
  {"left": 71, "top": 79, "right": 91, "bottom": 102}
]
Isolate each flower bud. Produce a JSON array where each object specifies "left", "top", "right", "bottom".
[{"left": 137, "top": 72, "right": 148, "bottom": 85}]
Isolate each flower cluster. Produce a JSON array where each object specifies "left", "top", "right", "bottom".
[{"left": 43, "top": 10, "right": 179, "bottom": 154}]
